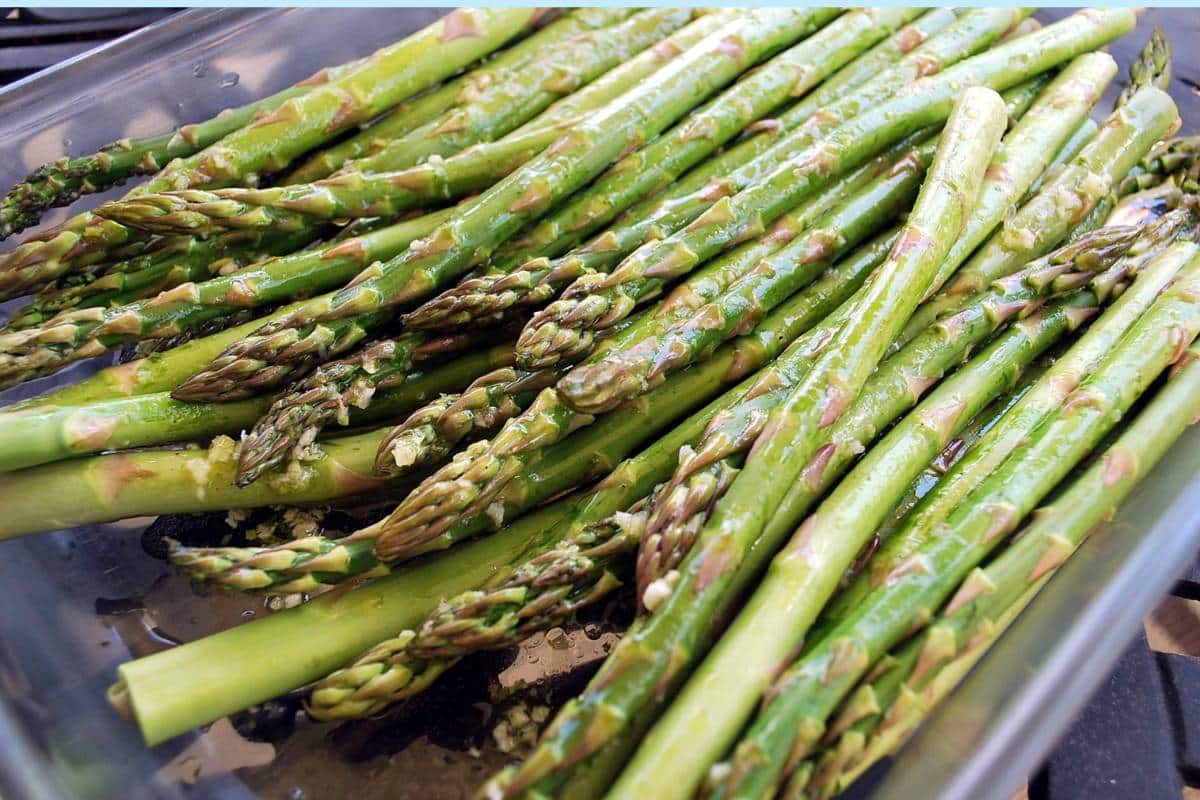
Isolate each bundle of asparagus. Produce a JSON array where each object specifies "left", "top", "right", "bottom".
[{"left": 3, "top": 9, "right": 1199, "bottom": 800}]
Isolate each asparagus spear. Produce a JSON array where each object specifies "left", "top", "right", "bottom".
[
  {"left": 0, "top": 8, "right": 541, "bottom": 300},
  {"left": 561, "top": 57, "right": 1114, "bottom": 413},
  {"left": 0, "top": 7, "right": 511, "bottom": 240},
  {"left": 633, "top": 220, "right": 1142, "bottom": 610},
  {"left": 233, "top": 334, "right": 518, "bottom": 486},
  {"left": 712, "top": 84, "right": 1007, "bottom": 612},
  {"left": 282, "top": 9, "right": 633, "bottom": 183},
  {"left": 798, "top": 580, "right": 1038, "bottom": 800},
  {"left": 0, "top": 336, "right": 505, "bottom": 473},
  {"left": 0, "top": 207, "right": 457, "bottom": 389},
  {"left": 401, "top": 10, "right": 959, "bottom": 332},
  {"left": 169, "top": 282, "right": 822, "bottom": 588},
  {"left": 1020, "top": 118, "right": 1100, "bottom": 204},
  {"left": 349, "top": 11, "right": 742, "bottom": 178},
  {"left": 556, "top": 134, "right": 938, "bottom": 413},
  {"left": 171, "top": 354, "right": 745, "bottom": 594},
  {"left": 403, "top": 7, "right": 925, "bottom": 327},
  {"left": 336, "top": 10, "right": 713, "bottom": 173},
  {"left": 118, "top": 493, "right": 585, "bottom": 746},
  {"left": 366, "top": 230, "right": 891, "bottom": 570},
  {"left": 710, "top": 254, "right": 1200, "bottom": 800},
  {"left": 482, "top": 7, "right": 1018, "bottom": 351},
  {"left": 412, "top": 134, "right": 909, "bottom": 354},
  {"left": 1119, "top": 135, "right": 1200, "bottom": 197},
  {"left": 306, "top": 504, "right": 642, "bottom": 719},
  {"left": 91, "top": 12, "right": 730, "bottom": 242},
  {"left": 894, "top": 31, "right": 1178, "bottom": 346},
  {"left": 607, "top": 229, "right": 1138, "bottom": 800},
  {"left": 830, "top": 342, "right": 1200, "bottom": 798},
  {"left": 68, "top": 8, "right": 701, "bottom": 336},
  {"left": 514, "top": 10, "right": 1130, "bottom": 369},
  {"left": 2, "top": 227, "right": 312, "bottom": 331},
  {"left": 372, "top": 363, "right": 566, "bottom": 478},
  {"left": 0, "top": 428, "right": 400, "bottom": 540},
  {"left": 186, "top": 354, "right": 736, "bottom": 589},
  {"left": 1117, "top": 25, "right": 1172, "bottom": 108},
  {"left": 170, "top": 11, "right": 835, "bottom": 402},
  {"left": 230, "top": 237, "right": 888, "bottom": 592},
  {"left": 490, "top": 87, "right": 1010, "bottom": 799},
  {"left": 97, "top": 9, "right": 711, "bottom": 238},
  {"left": 550, "top": 73, "right": 1053, "bottom": 383},
  {"left": 822, "top": 220, "right": 1198, "bottom": 626},
  {"left": 128, "top": 357, "right": 760, "bottom": 744},
  {"left": 8, "top": 289, "right": 363, "bottom": 411},
  {"left": 494, "top": 8, "right": 922, "bottom": 245},
  {"left": 998, "top": 16, "right": 1042, "bottom": 42}
]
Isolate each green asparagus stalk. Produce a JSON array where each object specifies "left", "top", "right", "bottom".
[
  {"left": 0, "top": 428, "right": 398, "bottom": 540},
  {"left": 712, "top": 84, "right": 1007, "bottom": 617},
  {"left": 1021, "top": 119, "right": 1100, "bottom": 205},
  {"left": 484, "top": 7, "right": 1018, "bottom": 355},
  {"left": 2, "top": 228, "right": 311, "bottom": 331},
  {"left": 607, "top": 235, "right": 1131, "bottom": 800},
  {"left": 170, "top": 350, "right": 746, "bottom": 594},
  {"left": 709, "top": 254, "right": 1200, "bottom": 800},
  {"left": 0, "top": 6, "right": 520, "bottom": 240},
  {"left": 814, "top": 345, "right": 1200, "bottom": 799},
  {"left": 513, "top": 10, "right": 1130, "bottom": 369},
  {"left": 538, "top": 73, "right": 1045, "bottom": 386},
  {"left": 632, "top": 220, "right": 1141, "bottom": 611},
  {"left": 824, "top": 221, "right": 1198, "bottom": 625},
  {"left": 134, "top": 357, "right": 764, "bottom": 743},
  {"left": 372, "top": 363, "right": 565, "bottom": 478},
  {"left": 0, "top": 8, "right": 541, "bottom": 300},
  {"left": 799, "top": 579, "right": 1038, "bottom": 800},
  {"left": 367, "top": 352, "right": 746, "bottom": 563},
  {"left": 196, "top": 13, "right": 734, "bottom": 242},
  {"left": 533, "top": 134, "right": 924, "bottom": 372},
  {"left": 413, "top": 134, "right": 909, "bottom": 363},
  {"left": 92, "top": 12, "right": 727, "bottom": 242},
  {"left": 998, "top": 16, "right": 1042, "bottom": 41},
  {"left": 96, "top": 9, "right": 710, "bottom": 238},
  {"left": 860, "top": 363, "right": 1050, "bottom": 562},
  {"left": 333, "top": 10, "right": 705, "bottom": 173},
  {"left": 646, "top": 296, "right": 1098, "bottom": 800},
  {"left": 306, "top": 504, "right": 642, "bottom": 719},
  {"left": 512, "top": 76, "right": 1045, "bottom": 378},
  {"left": 0, "top": 334, "right": 506, "bottom": 473},
  {"left": 347, "top": 10, "right": 741, "bottom": 180},
  {"left": 283, "top": 9, "right": 633, "bottom": 183},
  {"left": 565, "top": 55, "right": 1115, "bottom": 413},
  {"left": 186, "top": 357, "right": 730, "bottom": 589},
  {"left": 552, "top": 135, "right": 938, "bottom": 413},
  {"left": 61, "top": 10, "right": 693, "bottom": 338},
  {"left": 408, "top": 6, "right": 922, "bottom": 324},
  {"left": 1118, "top": 135, "right": 1200, "bottom": 197},
  {"left": 169, "top": 11, "right": 833, "bottom": 402},
  {"left": 8, "top": 291, "right": 357, "bottom": 411},
  {"left": 1117, "top": 25, "right": 1172, "bottom": 108},
  {"left": 365, "top": 231, "right": 892, "bottom": 571},
  {"left": 0, "top": 207, "right": 455, "bottom": 388},
  {"left": 233, "top": 334, "right": 518, "bottom": 485},
  {"left": 491, "top": 88, "right": 1011, "bottom": 799},
  {"left": 117, "top": 492, "right": 585, "bottom": 746},
  {"left": 488, "top": 8, "right": 920, "bottom": 256},
  {"left": 894, "top": 33, "right": 1179, "bottom": 347},
  {"left": 400, "top": 10, "right": 959, "bottom": 332}
]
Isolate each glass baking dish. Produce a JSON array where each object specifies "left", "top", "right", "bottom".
[{"left": 0, "top": 8, "right": 1196, "bottom": 800}]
